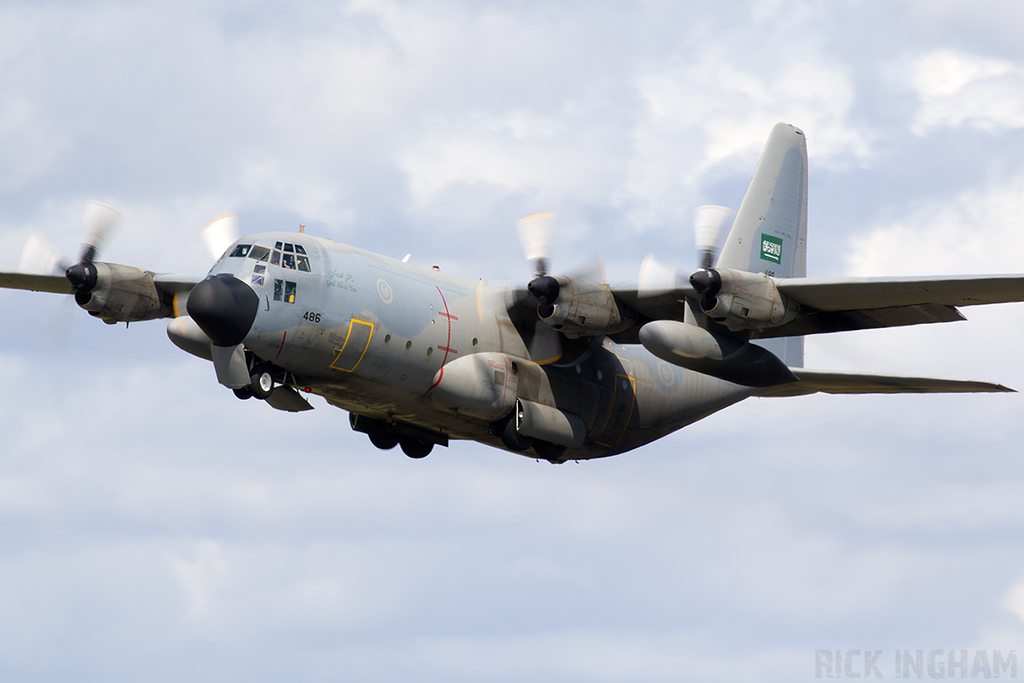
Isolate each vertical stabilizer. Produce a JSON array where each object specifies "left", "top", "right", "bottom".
[{"left": 716, "top": 123, "right": 808, "bottom": 366}]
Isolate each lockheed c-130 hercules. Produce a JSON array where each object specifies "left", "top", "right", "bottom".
[{"left": 3, "top": 123, "right": 1023, "bottom": 463}]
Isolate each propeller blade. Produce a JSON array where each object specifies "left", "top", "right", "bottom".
[
  {"left": 81, "top": 201, "right": 121, "bottom": 263},
  {"left": 516, "top": 213, "right": 555, "bottom": 277},
  {"left": 638, "top": 254, "right": 681, "bottom": 297},
  {"left": 19, "top": 232, "right": 70, "bottom": 275},
  {"left": 694, "top": 205, "right": 733, "bottom": 270},
  {"left": 37, "top": 296, "right": 75, "bottom": 349},
  {"left": 200, "top": 214, "right": 239, "bottom": 261}
]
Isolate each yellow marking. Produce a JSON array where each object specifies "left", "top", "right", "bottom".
[
  {"left": 596, "top": 374, "right": 636, "bottom": 448},
  {"left": 533, "top": 352, "right": 564, "bottom": 365},
  {"left": 172, "top": 293, "right": 182, "bottom": 318},
  {"left": 330, "top": 319, "right": 375, "bottom": 372}
]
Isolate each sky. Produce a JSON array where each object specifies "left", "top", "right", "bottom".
[{"left": 3, "top": 1, "right": 1024, "bottom": 681}]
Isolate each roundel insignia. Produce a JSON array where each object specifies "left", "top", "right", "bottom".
[
  {"left": 657, "top": 362, "right": 676, "bottom": 389},
  {"left": 377, "top": 278, "right": 394, "bottom": 304}
]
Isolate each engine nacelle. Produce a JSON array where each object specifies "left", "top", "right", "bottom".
[
  {"left": 430, "top": 352, "right": 520, "bottom": 421},
  {"left": 538, "top": 276, "right": 635, "bottom": 339},
  {"left": 75, "top": 262, "right": 172, "bottom": 323},
  {"left": 695, "top": 268, "right": 799, "bottom": 332}
]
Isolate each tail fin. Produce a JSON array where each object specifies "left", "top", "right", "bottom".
[{"left": 716, "top": 123, "right": 808, "bottom": 367}]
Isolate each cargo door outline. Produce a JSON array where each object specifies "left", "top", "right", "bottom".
[
  {"left": 595, "top": 374, "right": 636, "bottom": 447},
  {"left": 330, "top": 319, "right": 374, "bottom": 372}
]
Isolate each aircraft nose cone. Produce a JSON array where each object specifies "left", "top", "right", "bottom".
[{"left": 187, "top": 273, "right": 260, "bottom": 346}]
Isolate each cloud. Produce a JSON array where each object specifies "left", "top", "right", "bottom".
[{"left": 910, "top": 49, "right": 1024, "bottom": 135}]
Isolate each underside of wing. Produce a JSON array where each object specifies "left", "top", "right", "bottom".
[
  {"left": 0, "top": 271, "right": 73, "bottom": 294},
  {"left": 757, "top": 368, "right": 1014, "bottom": 397}
]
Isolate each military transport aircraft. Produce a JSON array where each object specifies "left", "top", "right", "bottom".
[{"left": 2, "top": 123, "right": 1023, "bottom": 463}]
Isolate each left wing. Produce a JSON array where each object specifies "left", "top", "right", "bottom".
[{"left": 612, "top": 274, "right": 1024, "bottom": 339}]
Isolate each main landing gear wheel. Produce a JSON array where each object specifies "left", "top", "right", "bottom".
[
  {"left": 499, "top": 414, "right": 534, "bottom": 452},
  {"left": 368, "top": 421, "right": 399, "bottom": 450},
  {"left": 399, "top": 437, "right": 433, "bottom": 459},
  {"left": 533, "top": 440, "right": 566, "bottom": 463},
  {"left": 233, "top": 386, "right": 253, "bottom": 400},
  {"left": 250, "top": 365, "right": 274, "bottom": 400}
]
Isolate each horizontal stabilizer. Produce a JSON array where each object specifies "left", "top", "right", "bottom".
[{"left": 757, "top": 368, "right": 1014, "bottom": 397}]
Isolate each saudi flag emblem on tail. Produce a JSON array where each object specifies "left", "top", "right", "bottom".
[{"left": 760, "top": 234, "right": 783, "bottom": 264}]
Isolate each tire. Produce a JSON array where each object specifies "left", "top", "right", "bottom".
[
  {"left": 250, "top": 366, "right": 274, "bottom": 400},
  {"left": 533, "top": 440, "right": 566, "bottom": 463},
  {"left": 500, "top": 414, "right": 534, "bottom": 452},
  {"left": 233, "top": 386, "right": 253, "bottom": 400},
  {"left": 399, "top": 437, "right": 433, "bottom": 459},
  {"left": 367, "top": 421, "right": 399, "bottom": 450}
]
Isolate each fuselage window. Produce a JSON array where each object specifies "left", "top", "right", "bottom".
[
  {"left": 249, "top": 245, "right": 271, "bottom": 262},
  {"left": 229, "top": 244, "right": 252, "bottom": 258}
]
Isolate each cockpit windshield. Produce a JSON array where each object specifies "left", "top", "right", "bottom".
[{"left": 230, "top": 242, "right": 310, "bottom": 271}]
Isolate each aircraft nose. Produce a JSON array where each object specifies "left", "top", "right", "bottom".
[{"left": 187, "top": 273, "right": 260, "bottom": 346}]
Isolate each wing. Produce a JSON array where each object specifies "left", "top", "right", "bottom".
[
  {"left": 757, "top": 368, "right": 1014, "bottom": 396},
  {"left": 612, "top": 275, "right": 1024, "bottom": 339},
  {"left": 0, "top": 271, "right": 74, "bottom": 294}
]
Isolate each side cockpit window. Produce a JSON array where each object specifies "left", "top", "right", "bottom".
[{"left": 229, "top": 244, "right": 252, "bottom": 258}]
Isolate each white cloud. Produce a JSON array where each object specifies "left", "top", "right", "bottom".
[
  {"left": 910, "top": 49, "right": 1024, "bottom": 134},
  {"left": 844, "top": 173, "right": 1024, "bottom": 276}
]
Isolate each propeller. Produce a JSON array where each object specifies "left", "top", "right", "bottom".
[
  {"left": 200, "top": 214, "right": 240, "bottom": 261},
  {"left": 694, "top": 205, "right": 733, "bottom": 270},
  {"left": 637, "top": 205, "right": 734, "bottom": 298},
  {"left": 17, "top": 201, "right": 122, "bottom": 346},
  {"left": 515, "top": 213, "right": 554, "bottom": 278}
]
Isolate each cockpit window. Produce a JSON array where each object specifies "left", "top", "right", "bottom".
[
  {"left": 296, "top": 255, "right": 311, "bottom": 272},
  {"left": 273, "top": 279, "right": 297, "bottom": 304},
  {"left": 283, "top": 243, "right": 294, "bottom": 253},
  {"left": 271, "top": 249, "right": 281, "bottom": 266},
  {"left": 282, "top": 252, "right": 296, "bottom": 269},
  {"left": 249, "top": 245, "right": 271, "bottom": 262},
  {"left": 294, "top": 244, "right": 307, "bottom": 255},
  {"left": 229, "top": 244, "right": 252, "bottom": 258}
]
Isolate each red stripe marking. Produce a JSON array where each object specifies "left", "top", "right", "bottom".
[
  {"left": 439, "top": 311, "right": 459, "bottom": 321},
  {"left": 274, "top": 331, "right": 287, "bottom": 359},
  {"left": 428, "top": 286, "right": 455, "bottom": 392}
]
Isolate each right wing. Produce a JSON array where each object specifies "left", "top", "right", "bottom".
[{"left": 0, "top": 271, "right": 73, "bottom": 294}]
